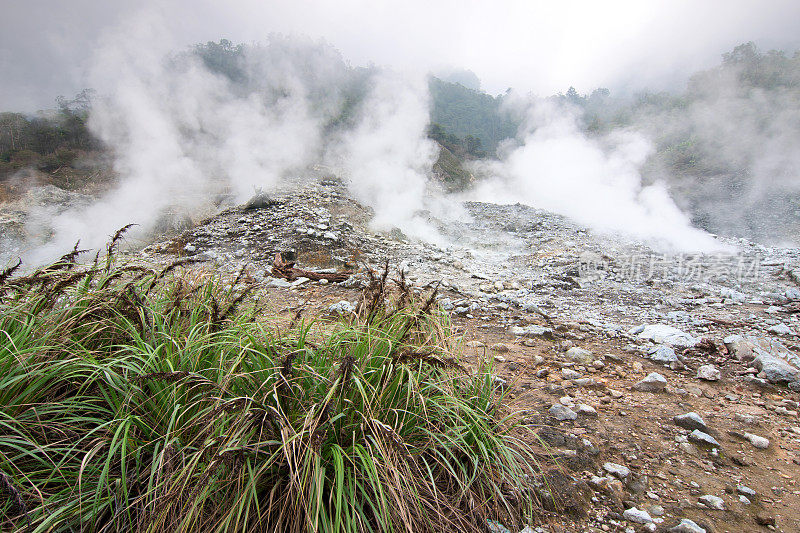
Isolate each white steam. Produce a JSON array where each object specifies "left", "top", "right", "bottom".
[
  {"left": 633, "top": 61, "right": 800, "bottom": 244},
  {"left": 471, "top": 100, "right": 721, "bottom": 251},
  {"left": 330, "top": 72, "right": 454, "bottom": 244},
  {"left": 16, "top": 14, "right": 448, "bottom": 265}
]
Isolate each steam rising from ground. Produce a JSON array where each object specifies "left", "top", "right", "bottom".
[
  {"left": 634, "top": 61, "right": 800, "bottom": 244},
  {"left": 21, "top": 23, "right": 313, "bottom": 262},
  {"left": 329, "top": 72, "right": 459, "bottom": 245},
  {"left": 17, "top": 15, "right": 452, "bottom": 265},
  {"left": 470, "top": 100, "right": 722, "bottom": 251},
  {"left": 9, "top": 12, "right": 778, "bottom": 266}
]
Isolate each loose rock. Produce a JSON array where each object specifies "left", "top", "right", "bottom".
[
  {"left": 688, "top": 430, "right": 721, "bottom": 447},
  {"left": 565, "top": 347, "right": 593, "bottom": 364},
  {"left": 327, "top": 300, "right": 355, "bottom": 316},
  {"left": 743, "top": 432, "right": 769, "bottom": 449},
  {"left": 632, "top": 324, "right": 698, "bottom": 348},
  {"left": 549, "top": 404, "right": 578, "bottom": 421},
  {"left": 603, "top": 462, "right": 630, "bottom": 479},
  {"left": 633, "top": 372, "right": 668, "bottom": 392},
  {"left": 622, "top": 507, "right": 654, "bottom": 524},
  {"left": 649, "top": 344, "right": 679, "bottom": 364},
  {"left": 669, "top": 518, "right": 706, "bottom": 533},
  {"left": 673, "top": 412, "right": 708, "bottom": 432},
  {"left": 698, "top": 494, "right": 725, "bottom": 510},
  {"left": 696, "top": 365, "right": 721, "bottom": 381}
]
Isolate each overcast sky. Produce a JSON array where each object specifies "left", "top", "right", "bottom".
[{"left": 3, "top": 0, "right": 800, "bottom": 111}]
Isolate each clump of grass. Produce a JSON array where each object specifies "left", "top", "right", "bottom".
[{"left": 0, "top": 240, "right": 539, "bottom": 532}]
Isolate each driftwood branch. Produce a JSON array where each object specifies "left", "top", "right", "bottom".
[{"left": 271, "top": 253, "right": 351, "bottom": 283}]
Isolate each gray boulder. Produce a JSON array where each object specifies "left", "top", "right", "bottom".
[
  {"left": 328, "top": 300, "right": 356, "bottom": 316},
  {"left": 631, "top": 324, "right": 698, "bottom": 349},
  {"left": 670, "top": 518, "right": 706, "bottom": 533},
  {"left": 603, "top": 462, "right": 630, "bottom": 479},
  {"left": 696, "top": 365, "right": 721, "bottom": 381},
  {"left": 752, "top": 349, "right": 799, "bottom": 384},
  {"left": 565, "top": 347, "right": 593, "bottom": 364},
  {"left": 243, "top": 190, "right": 278, "bottom": 211},
  {"left": 633, "top": 372, "right": 668, "bottom": 392},
  {"left": 698, "top": 494, "right": 725, "bottom": 510},
  {"left": 725, "top": 335, "right": 800, "bottom": 385},
  {"left": 622, "top": 507, "right": 653, "bottom": 524},
  {"left": 674, "top": 412, "right": 708, "bottom": 432},
  {"left": 688, "top": 430, "right": 720, "bottom": 447},
  {"left": 649, "top": 344, "right": 679, "bottom": 364},
  {"left": 549, "top": 404, "right": 577, "bottom": 421}
]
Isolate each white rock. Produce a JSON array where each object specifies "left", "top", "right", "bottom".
[
  {"left": 767, "top": 323, "right": 794, "bottom": 336},
  {"left": 603, "top": 462, "right": 630, "bottom": 479},
  {"left": 327, "top": 300, "right": 356, "bottom": 316},
  {"left": 623, "top": 507, "right": 654, "bottom": 524},
  {"left": 632, "top": 324, "right": 698, "bottom": 348},
  {"left": 720, "top": 287, "right": 747, "bottom": 302},
  {"left": 698, "top": 494, "right": 725, "bottom": 510},
  {"left": 511, "top": 325, "right": 553, "bottom": 337},
  {"left": 743, "top": 432, "right": 769, "bottom": 449},
  {"left": 737, "top": 485, "right": 756, "bottom": 498},
  {"left": 669, "top": 518, "right": 706, "bottom": 533},
  {"left": 696, "top": 365, "right": 721, "bottom": 381}
]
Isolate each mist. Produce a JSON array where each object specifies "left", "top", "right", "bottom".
[
  {"left": 468, "top": 99, "right": 722, "bottom": 251},
  {"left": 4, "top": 1, "right": 800, "bottom": 110},
  {"left": 24, "top": 18, "right": 323, "bottom": 263},
  {"left": 630, "top": 49, "right": 800, "bottom": 244},
  {"left": 327, "top": 71, "right": 465, "bottom": 245},
  {"left": 11, "top": 12, "right": 455, "bottom": 265},
  {"left": 2, "top": 2, "right": 800, "bottom": 266}
]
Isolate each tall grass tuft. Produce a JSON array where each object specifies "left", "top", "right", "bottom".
[{"left": 0, "top": 246, "right": 539, "bottom": 532}]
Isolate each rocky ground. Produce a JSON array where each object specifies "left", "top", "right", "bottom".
[{"left": 6, "top": 178, "right": 800, "bottom": 532}]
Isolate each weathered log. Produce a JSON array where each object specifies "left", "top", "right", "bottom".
[{"left": 271, "top": 252, "right": 351, "bottom": 283}]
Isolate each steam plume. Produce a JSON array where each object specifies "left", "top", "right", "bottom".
[{"left": 470, "top": 99, "right": 722, "bottom": 251}]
